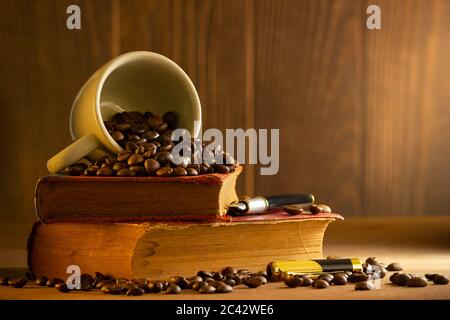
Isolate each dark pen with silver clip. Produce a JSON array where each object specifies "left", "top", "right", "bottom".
[{"left": 227, "top": 194, "right": 315, "bottom": 216}]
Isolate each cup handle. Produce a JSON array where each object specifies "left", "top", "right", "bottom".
[{"left": 47, "top": 133, "right": 100, "bottom": 173}]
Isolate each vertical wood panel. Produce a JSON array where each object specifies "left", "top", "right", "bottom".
[
  {"left": 254, "top": 0, "right": 365, "bottom": 215},
  {"left": 119, "top": 0, "right": 253, "bottom": 195},
  {"left": 363, "top": 0, "right": 450, "bottom": 215},
  {"left": 0, "top": 0, "right": 114, "bottom": 248}
]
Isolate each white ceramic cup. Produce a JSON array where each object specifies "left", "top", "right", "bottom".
[{"left": 47, "top": 51, "right": 202, "bottom": 173}]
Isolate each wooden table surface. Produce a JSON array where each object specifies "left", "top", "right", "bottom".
[{"left": 1, "top": 216, "right": 449, "bottom": 300}]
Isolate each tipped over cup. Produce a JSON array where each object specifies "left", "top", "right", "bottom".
[{"left": 47, "top": 51, "right": 202, "bottom": 174}]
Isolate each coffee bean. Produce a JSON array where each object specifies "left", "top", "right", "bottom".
[
  {"left": 163, "top": 111, "right": 179, "bottom": 130},
  {"left": 389, "top": 272, "right": 401, "bottom": 284},
  {"left": 96, "top": 280, "right": 114, "bottom": 289},
  {"left": 198, "top": 285, "right": 216, "bottom": 294},
  {"left": 65, "top": 166, "right": 85, "bottom": 176},
  {"left": 117, "top": 168, "right": 136, "bottom": 176},
  {"left": 172, "top": 167, "right": 188, "bottom": 177},
  {"left": 79, "top": 274, "right": 94, "bottom": 291},
  {"left": 284, "top": 276, "right": 303, "bottom": 288},
  {"left": 147, "top": 281, "right": 164, "bottom": 293},
  {"left": 332, "top": 274, "right": 347, "bottom": 285},
  {"left": 185, "top": 168, "right": 199, "bottom": 176},
  {"left": 192, "top": 281, "right": 208, "bottom": 291},
  {"left": 126, "top": 287, "right": 145, "bottom": 296},
  {"left": 115, "top": 123, "right": 131, "bottom": 132},
  {"left": 133, "top": 124, "right": 148, "bottom": 135},
  {"left": 145, "top": 130, "right": 160, "bottom": 140},
  {"left": 100, "top": 283, "right": 115, "bottom": 294},
  {"left": 111, "top": 162, "right": 126, "bottom": 172},
  {"left": 156, "top": 167, "right": 172, "bottom": 177},
  {"left": 365, "top": 257, "right": 379, "bottom": 265},
  {"left": 0, "top": 276, "right": 10, "bottom": 286},
  {"left": 301, "top": 277, "right": 313, "bottom": 286},
  {"left": 313, "top": 279, "right": 329, "bottom": 289},
  {"left": 144, "top": 159, "right": 160, "bottom": 174},
  {"left": 395, "top": 273, "right": 412, "bottom": 286},
  {"left": 117, "top": 151, "right": 133, "bottom": 162},
  {"left": 129, "top": 165, "right": 146, "bottom": 176},
  {"left": 309, "top": 204, "right": 322, "bottom": 214},
  {"left": 127, "top": 154, "right": 144, "bottom": 166},
  {"left": 212, "top": 272, "right": 224, "bottom": 281},
  {"left": 97, "top": 167, "right": 113, "bottom": 176},
  {"left": 216, "top": 284, "right": 233, "bottom": 293},
  {"left": 197, "top": 271, "right": 213, "bottom": 279},
  {"left": 406, "top": 277, "right": 428, "bottom": 287},
  {"left": 244, "top": 276, "right": 266, "bottom": 288},
  {"left": 433, "top": 275, "right": 449, "bottom": 285},
  {"left": 210, "top": 280, "right": 225, "bottom": 288},
  {"left": 222, "top": 266, "right": 237, "bottom": 276},
  {"left": 349, "top": 272, "right": 369, "bottom": 283},
  {"left": 189, "top": 276, "right": 203, "bottom": 283},
  {"left": 108, "top": 284, "right": 127, "bottom": 295},
  {"left": 32, "top": 276, "right": 47, "bottom": 286},
  {"left": 283, "top": 205, "right": 304, "bottom": 215},
  {"left": 55, "top": 283, "right": 70, "bottom": 293},
  {"left": 155, "top": 151, "right": 173, "bottom": 165},
  {"left": 125, "top": 141, "right": 139, "bottom": 152},
  {"left": 386, "top": 263, "right": 403, "bottom": 271},
  {"left": 111, "top": 131, "right": 125, "bottom": 142},
  {"left": 355, "top": 281, "right": 374, "bottom": 290},
  {"left": 8, "top": 277, "right": 27, "bottom": 288},
  {"left": 46, "top": 278, "right": 64, "bottom": 287},
  {"left": 166, "top": 284, "right": 181, "bottom": 294},
  {"left": 147, "top": 115, "right": 164, "bottom": 129},
  {"left": 223, "top": 278, "right": 236, "bottom": 287},
  {"left": 169, "top": 276, "right": 190, "bottom": 289},
  {"left": 214, "top": 164, "right": 231, "bottom": 174},
  {"left": 425, "top": 273, "right": 437, "bottom": 281},
  {"left": 319, "top": 274, "right": 334, "bottom": 283},
  {"left": 317, "top": 204, "right": 332, "bottom": 213}
]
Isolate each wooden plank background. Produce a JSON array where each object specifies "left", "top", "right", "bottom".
[{"left": 1, "top": 0, "right": 450, "bottom": 253}]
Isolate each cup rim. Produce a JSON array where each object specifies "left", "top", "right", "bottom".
[{"left": 70, "top": 51, "right": 202, "bottom": 152}]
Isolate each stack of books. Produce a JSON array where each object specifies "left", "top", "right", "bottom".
[{"left": 28, "top": 166, "right": 341, "bottom": 279}]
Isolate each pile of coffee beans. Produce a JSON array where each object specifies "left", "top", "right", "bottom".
[
  {"left": 281, "top": 257, "right": 448, "bottom": 291},
  {"left": 1, "top": 259, "right": 447, "bottom": 295},
  {"left": 62, "top": 111, "right": 238, "bottom": 177},
  {"left": 0, "top": 267, "right": 269, "bottom": 296}
]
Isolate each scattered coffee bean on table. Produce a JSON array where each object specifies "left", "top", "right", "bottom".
[
  {"left": 198, "top": 285, "right": 216, "bottom": 294},
  {"left": 331, "top": 274, "right": 347, "bottom": 286},
  {"left": 301, "top": 277, "right": 314, "bottom": 287},
  {"left": 244, "top": 276, "right": 266, "bottom": 288},
  {"left": 55, "top": 283, "right": 70, "bottom": 293},
  {"left": 313, "top": 279, "right": 329, "bottom": 289},
  {"left": 8, "top": 277, "right": 27, "bottom": 288},
  {"left": 386, "top": 262, "right": 403, "bottom": 271},
  {"left": 126, "top": 287, "right": 145, "bottom": 296},
  {"left": 395, "top": 273, "right": 412, "bottom": 286},
  {"left": 166, "top": 284, "right": 181, "bottom": 294},
  {"left": 433, "top": 274, "right": 449, "bottom": 285},
  {"left": 425, "top": 273, "right": 437, "bottom": 281},
  {"left": 35, "top": 276, "right": 48, "bottom": 286},
  {"left": 216, "top": 284, "right": 233, "bottom": 293},
  {"left": 406, "top": 277, "right": 428, "bottom": 287},
  {"left": 355, "top": 281, "right": 374, "bottom": 290},
  {"left": 0, "top": 276, "right": 10, "bottom": 286},
  {"left": 284, "top": 275, "right": 303, "bottom": 288}
]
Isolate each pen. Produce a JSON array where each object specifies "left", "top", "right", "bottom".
[{"left": 227, "top": 194, "right": 315, "bottom": 216}]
